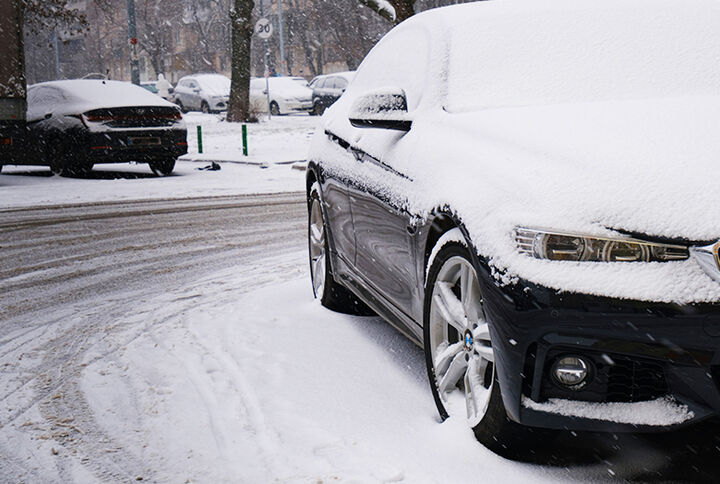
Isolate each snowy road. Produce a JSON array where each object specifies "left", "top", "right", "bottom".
[{"left": 1, "top": 194, "right": 719, "bottom": 482}]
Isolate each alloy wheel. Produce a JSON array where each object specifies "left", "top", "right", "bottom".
[
  {"left": 309, "top": 196, "right": 326, "bottom": 297},
  {"left": 428, "top": 256, "right": 494, "bottom": 426}
]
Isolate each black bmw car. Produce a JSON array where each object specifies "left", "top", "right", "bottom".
[
  {"left": 305, "top": 0, "right": 720, "bottom": 457},
  {"left": 15, "top": 79, "right": 187, "bottom": 176}
]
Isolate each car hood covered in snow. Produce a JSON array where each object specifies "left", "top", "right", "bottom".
[
  {"left": 439, "top": 96, "right": 720, "bottom": 243},
  {"left": 310, "top": 0, "right": 720, "bottom": 304}
]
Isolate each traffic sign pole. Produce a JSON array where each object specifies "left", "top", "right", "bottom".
[
  {"left": 126, "top": 0, "right": 140, "bottom": 85},
  {"left": 255, "top": 17, "right": 274, "bottom": 120}
]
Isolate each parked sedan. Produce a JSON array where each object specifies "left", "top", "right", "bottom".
[
  {"left": 306, "top": 0, "right": 720, "bottom": 458},
  {"left": 250, "top": 77, "right": 313, "bottom": 115},
  {"left": 310, "top": 72, "right": 354, "bottom": 116},
  {"left": 174, "top": 73, "right": 230, "bottom": 113},
  {"left": 20, "top": 80, "right": 186, "bottom": 176}
]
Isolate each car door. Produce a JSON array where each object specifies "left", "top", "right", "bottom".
[
  {"left": 342, "top": 27, "right": 431, "bottom": 318},
  {"left": 333, "top": 77, "right": 349, "bottom": 106},
  {"left": 323, "top": 77, "right": 338, "bottom": 107},
  {"left": 186, "top": 79, "right": 200, "bottom": 111}
]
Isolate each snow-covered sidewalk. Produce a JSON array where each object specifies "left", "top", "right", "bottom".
[{"left": 1, "top": 113, "right": 316, "bottom": 209}]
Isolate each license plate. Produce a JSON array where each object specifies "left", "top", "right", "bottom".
[
  {"left": 128, "top": 136, "right": 160, "bottom": 146},
  {"left": 0, "top": 137, "right": 12, "bottom": 146}
]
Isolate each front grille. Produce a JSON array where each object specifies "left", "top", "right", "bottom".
[
  {"left": 606, "top": 358, "right": 668, "bottom": 402},
  {"left": 84, "top": 106, "right": 181, "bottom": 128}
]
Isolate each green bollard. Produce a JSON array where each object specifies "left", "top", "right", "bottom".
[
  {"left": 242, "top": 124, "right": 248, "bottom": 156},
  {"left": 197, "top": 125, "right": 203, "bottom": 154}
]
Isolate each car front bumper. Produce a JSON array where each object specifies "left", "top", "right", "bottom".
[
  {"left": 480, "top": 270, "right": 720, "bottom": 432},
  {"left": 283, "top": 100, "right": 313, "bottom": 113}
]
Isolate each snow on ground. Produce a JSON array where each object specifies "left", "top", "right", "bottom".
[
  {"left": 1, "top": 113, "right": 316, "bottom": 209},
  {"left": 75, "top": 257, "right": 578, "bottom": 483}
]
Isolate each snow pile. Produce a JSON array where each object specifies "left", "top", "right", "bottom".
[
  {"left": 522, "top": 396, "right": 694, "bottom": 427},
  {"left": 311, "top": 0, "right": 720, "bottom": 304}
]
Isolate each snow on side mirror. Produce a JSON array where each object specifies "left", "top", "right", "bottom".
[{"left": 348, "top": 88, "right": 412, "bottom": 131}]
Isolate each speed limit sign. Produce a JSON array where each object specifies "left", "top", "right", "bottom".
[{"left": 255, "top": 18, "right": 273, "bottom": 39}]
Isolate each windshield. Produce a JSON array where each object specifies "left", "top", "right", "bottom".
[{"left": 446, "top": 4, "right": 720, "bottom": 111}]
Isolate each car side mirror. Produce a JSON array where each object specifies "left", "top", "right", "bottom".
[
  {"left": 44, "top": 113, "right": 52, "bottom": 120},
  {"left": 348, "top": 88, "right": 412, "bottom": 131},
  {"left": 193, "top": 88, "right": 200, "bottom": 93},
  {"left": 168, "top": 87, "right": 175, "bottom": 94}
]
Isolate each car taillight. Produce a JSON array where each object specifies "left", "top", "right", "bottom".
[
  {"left": 83, "top": 113, "right": 113, "bottom": 122},
  {"left": 0, "top": 137, "right": 12, "bottom": 146}
]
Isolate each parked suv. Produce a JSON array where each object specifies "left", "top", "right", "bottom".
[
  {"left": 310, "top": 72, "right": 354, "bottom": 115},
  {"left": 173, "top": 74, "right": 230, "bottom": 113}
]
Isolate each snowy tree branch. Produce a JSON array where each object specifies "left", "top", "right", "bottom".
[{"left": 357, "top": 0, "right": 396, "bottom": 23}]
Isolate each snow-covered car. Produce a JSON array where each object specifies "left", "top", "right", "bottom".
[
  {"left": 20, "top": 80, "right": 186, "bottom": 176},
  {"left": 310, "top": 71, "right": 355, "bottom": 116},
  {"left": 306, "top": 0, "right": 720, "bottom": 458},
  {"left": 250, "top": 77, "right": 313, "bottom": 116},
  {"left": 174, "top": 74, "right": 230, "bottom": 113}
]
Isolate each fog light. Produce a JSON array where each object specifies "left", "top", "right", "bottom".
[{"left": 552, "top": 356, "right": 588, "bottom": 387}]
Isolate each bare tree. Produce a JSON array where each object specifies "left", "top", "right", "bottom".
[
  {"left": 183, "top": 0, "right": 231, "bottom": 72},
  {"left": 136, "top": 0, "right": 183, "bottom": 77},
  {"left": 227, "top": 0, "right": 255, "bottom": 122}
]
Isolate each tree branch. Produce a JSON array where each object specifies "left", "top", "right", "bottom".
[{"left": 357, "top": 0, "right": 396, "bottom": 23}]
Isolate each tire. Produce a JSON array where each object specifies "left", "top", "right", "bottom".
[
  {"left": 149, "top": 158, "right": 176, "bottom": 176},
  {"left": 308, "top": 185, "right": 372, "bottom": 314},
  {"left": 201, "top": 101, "right": 210, "bottom": 114},
  {"left": 424, "top": 237, "right": 552, "bottom": 459},
  {"left": 48, "top": 143, "right": 92, "bottom": 177},
  {"left": 269, "top": 101, "right": 280, "bottom": 116},
  {"left": 0, "top": 165, "right": 3, "bottom": 173},
  {"left": 177, "top": 100, "right": 187, "bottom": 114},
  {"left": 312, "top": 102, "right": 325, "bottom": 116}
]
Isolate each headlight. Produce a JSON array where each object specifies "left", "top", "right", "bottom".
[{"left": 514, "top": 227, "right": 689, "bottom": 262}]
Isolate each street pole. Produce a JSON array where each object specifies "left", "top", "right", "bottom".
[
  {"left": 277, "top": 0, "right": 285, "bottom": 76},
  {"left": 260, "top": 0, "right": 272, "bottom": 119},
  {"left": 126, "top": 0, "right": 140, "bottom": 85},
  {"left": 53, "top": 29, "right": 61, "bottom": 80}
]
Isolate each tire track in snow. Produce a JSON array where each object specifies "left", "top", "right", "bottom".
[{"left": 0, "top": 193, "right": 308, "bottom": 482}]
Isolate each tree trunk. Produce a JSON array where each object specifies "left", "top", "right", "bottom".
[
  {"left": 227, "top": 0, "right": 255, "bottom": 123},
  {"left": 392, "top": 0, "right": 415, "bottom": 24}
]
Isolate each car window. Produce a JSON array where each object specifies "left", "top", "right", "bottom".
[
  {"left": 336, "top": 78, "right": 348, "bottom": 90},
  {"left": 327, "top": 78, "right": 338, "bottom": 90},
  {"left": 27, "top": 86, "right": 66, "bottom": 120},
  {"left": 315, "top": 78, "right": 326, "bottom": 89}
]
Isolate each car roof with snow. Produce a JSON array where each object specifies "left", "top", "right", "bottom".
[
  {"left": 28, "top": 79, "right": 176, "bottom": 119},
  {"left": 28, "top": 79, "right": 176, "bottom": 115}
]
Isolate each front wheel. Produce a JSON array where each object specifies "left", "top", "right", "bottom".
[
  {"left": 308, "top": 185, "right": 372, "bottom": 314},
  {"left": 424, "top": 236, "right": 551, "bottom": 458},
  {"left": 269, "top": 101, "right": 280, "bottom": 116},
  {"left": 201, "top": 101, "right": 210, "bottom": 114},
  {"left": 149, "top": 158, "right": 176, "bottom": 176},
  {"left": 177, "top": 100, "right": 187, "bottom": 113},
  {"left": 312, "top": 102, "right": 325, "bottom": 116}
]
